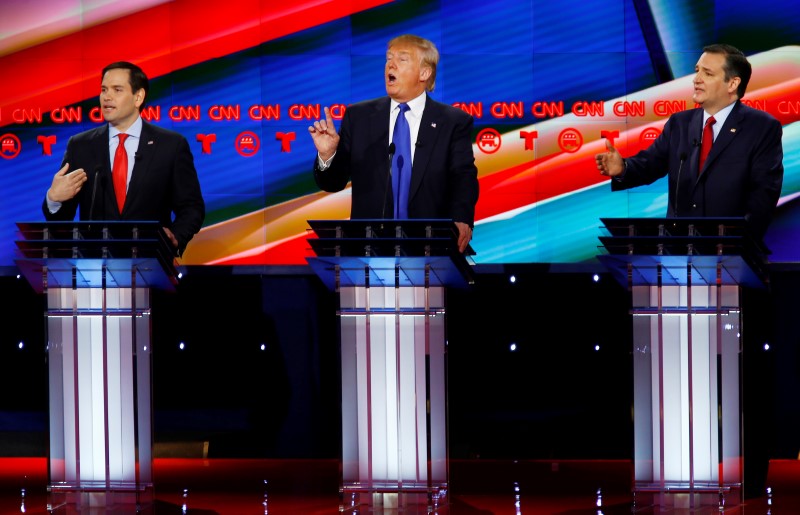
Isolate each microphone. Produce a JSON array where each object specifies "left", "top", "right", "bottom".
[
  {"left": 381, "top": 142, "right": 396, "bottom": 220},
  {"left": 673, "top": 152, "right": 688, "bottom": 215},
  {"left": 88, "top": 165, "right": 103, "bottom": 222}
]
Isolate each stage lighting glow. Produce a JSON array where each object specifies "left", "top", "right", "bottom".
[
  {"left": 594, "top": 344, "right": 600, "bottom": 351},
  {"left": 509, "top": 275, "right": 516, "bottom": 283},
  {"left": 510, "top": 343, "right": 517, "bottom": 351},
  {"left": 593, "top": 274, "right": 600, "bottom": 282},
  {"left": 764, "top": 343, "right": 771, "bottom": 351},
  {"left": 260, "top": 344, "right": 266, "bottom": 351},
  {"left": 179, "top": 342, "right": 185, "bottom": 350},
  {"left": 18, "top": 341, "right": 23, "bottom": 349}
]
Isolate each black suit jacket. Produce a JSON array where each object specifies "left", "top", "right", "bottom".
[
  {"left": 313, "top": 95, "right": 479, "bottom": 225},
  {"left": 612, "top": 101, "right": 784, "bottom": 240},
  {"left": 43, "top": 120, "right": 205, "bottom": 253}
]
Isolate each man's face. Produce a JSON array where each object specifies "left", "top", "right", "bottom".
[
  {"left": 100, "top": 68, "right": 143, "bottom": 130},
  {"left": 692, "top": 52, "right": 739, "bottom": 114},
  {"left": 385, "top": 44, "right": 430, "bottom": 103}
]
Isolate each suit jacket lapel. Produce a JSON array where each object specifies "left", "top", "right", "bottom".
[
  {"left": 701, "top": 101, "right": 742, "bottom": 175},
  {"left": 410, "top": 96, "right": 439, "bottom": 200},
  {"left": 90, "top": 125, "right": 121, "bottom": 219},
  {"left": 125, "top": 121, "right": 156, "bottom": 212},
  {"left": 372, "top": 98, "right": 391, "bottom": 149},
  {"left": 684, "top": 109, "right": 704, "bottom": 189},
  {"left": 91, "top": 125, "right": 111, "bottom": 170}
]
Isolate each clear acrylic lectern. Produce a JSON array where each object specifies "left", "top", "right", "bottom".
[
  {"left": 598, "top": 217, "right": 768, "bottom": 509},
  {"left": 307, "top": 219, "right": 473, "bottom": 512},
  {"left": 15, "top": 221, "right": 177, "bottom": 511}
]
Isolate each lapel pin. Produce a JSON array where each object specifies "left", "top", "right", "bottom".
[
  {"left": 730, "top": 128, "right": 736, "bottom": 133},
  {"left": 148, "top": 140, "right": 154, "bottom": 144},
  {"left": 431, "top": 123, "right": 437, "bottom": 128}
]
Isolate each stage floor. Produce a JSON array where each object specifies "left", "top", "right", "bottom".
[{"left": 0, "top": 458, "right": 798, "bottom": 514}]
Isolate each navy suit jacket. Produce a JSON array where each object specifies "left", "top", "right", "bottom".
[
  {"left": 43, "top": 120, "right": 205, "bottom": 253},
  {"left": 313, "top": 95, "right": 479, "bottom": 225},
  {"left": 612, "top": 101, "right": 783, "bottom": 240}
]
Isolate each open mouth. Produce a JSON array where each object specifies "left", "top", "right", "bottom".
[{"left": 387, "top": 73, "right": 397, "bottom": 84}]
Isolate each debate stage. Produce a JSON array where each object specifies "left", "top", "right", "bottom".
[
  {"left": 2, "top": 265, "right": 800, "bottom": 513},
  {"left": 1, "top": 457, "right": 799, "bottom": 514}
]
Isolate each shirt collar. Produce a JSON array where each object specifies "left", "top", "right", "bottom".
[
  {"left": 391, "top": 91, "right": 427, "bottom": 117},
  {"left": 109, "top": 115, "right": 143, "bottom": 140},
  {"left": 704, "top": 101, "right": 736, "bottom": 128}
]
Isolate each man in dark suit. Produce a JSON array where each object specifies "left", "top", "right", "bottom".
[
  {"left": 308, "top": 34, "right": 479, "bottom": 253},
  {"left": 43, "top": 61, "right": 204, "bottom": 255},
  {"left": 596, "top": 44, "right": 784, "bottom": 499},
  {"left": 595, "top": 43, "right": 783, "bottom": 242}
]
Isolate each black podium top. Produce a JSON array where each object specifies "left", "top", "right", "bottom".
[
  {"left": 15, "top": 221, "right": 178, "bottom": 292},
  {"left": 306, "top": 219, "right": 474, "bottom": 289},
  {"left": 597, "top": 217, "right": 769, "bottom": 288}
]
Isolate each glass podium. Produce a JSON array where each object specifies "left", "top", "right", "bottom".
[
  {"left": 307, "top": 219, "right": 473, "bottom": 512},
  {"left": 15, "top": 221, "right": 177, "bottom": 512},
  {"left": 598, "top": 217, "right": 768, "bottom": 509}
]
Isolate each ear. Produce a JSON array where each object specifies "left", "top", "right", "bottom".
[
  {"left": 728, "top": 76, "right": 741, "bottom": 95},
  {"left": 419, "top": 66, "right": 432, "bottom": 82},
  {"left": 134, "top": 89, "right": 146, "bottom": 108}
]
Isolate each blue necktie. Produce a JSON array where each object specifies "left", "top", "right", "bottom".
[{"left": 392, "top": 103, "right": 412, "bottom": 219}]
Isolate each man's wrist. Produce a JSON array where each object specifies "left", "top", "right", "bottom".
[
  {"left": 614, "top": 159, "right": 627, "bottom": 181},
  {"left": 317, "top": 152, "right": 335, "bottom": 170}
]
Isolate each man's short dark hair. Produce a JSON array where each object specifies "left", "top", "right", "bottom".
[
  {"left": 702, "top": 44, "right": 752, "bottom": 99},
  {"left": 101, "top": 61, "right": 149, "bottom": 109}
]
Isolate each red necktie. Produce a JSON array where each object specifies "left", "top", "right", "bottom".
[
  {"left": 698, "top": 116, "right": 716, "bottom": 173},
  {"left": 113, "top": 133, "right": 129, "bottom": 212}
]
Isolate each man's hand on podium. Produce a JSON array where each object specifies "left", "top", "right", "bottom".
[
  {"left": 455, "top": 221, "right": 472, "bottom": 253},
  {"left": 162, "top": 227, "right": 178, "bottom": 248}
]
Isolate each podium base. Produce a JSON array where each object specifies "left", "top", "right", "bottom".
[
  {"left": 47, "top": 482, "right": 154, "bottom": 512},
  {"left": 340, "top": 482, "right": 448, "bottom": 513},
  {"left": 633, "top": 482, "right": 742, "bottom": 510}
]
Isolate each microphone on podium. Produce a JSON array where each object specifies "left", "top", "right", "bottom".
[
  {"left": 673, "top": 152, "right": 689, "bottom": 214},
  {"left": 88, "top": 165, "right": 104, "bottom": 222},
  {"left": 381, "top": 142, "right": 396, "bottom": 220}
]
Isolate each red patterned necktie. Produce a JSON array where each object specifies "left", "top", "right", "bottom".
[
  {"left": 698, "top": 116, "right": 716, "bottom": 173},
  {"left": 112, "top": 133, "right": 129, "bottom": 212}
]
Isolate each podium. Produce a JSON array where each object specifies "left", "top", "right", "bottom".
[
  {"left": 597, "top": 217, "right": 768, "bottom": 509},
  {"left": 15, "top": 221, "right": 177, "bottom": 511},
  {"left": 306, "top": 219, "right": 473, "bottom": 512}
]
